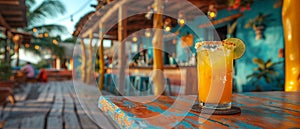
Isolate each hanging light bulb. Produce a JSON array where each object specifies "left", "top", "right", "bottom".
[
  {"left": 145, "top": 6, "right": 154, "bottom": 20},
  {"left": 178, "top": 19, "right": 185, "bottom": 26},
  {"left": 52, "top": 39, "right": 58, "bottom": 45},
  {"left": 207, "top": 4, "right": 217, "bottom": 19},
  {"left": 178, "top": 11, "right": 185, "bottom": 26},
  {"left": 44, "top": 33, "right": 49, "bottom": 37},
  {"left": 164, "top": 18, "right": 172, "bottom": 32},
  {"left": 165, "top": 25, "right": 171, "bottom": 32},
  {"left": 35, "top": 45, "right": 40, "bottom": 50},
  {"left": 25, "top": 44, "right": 30, "bottom": 48},
  {"left": 132, "top": 36, "right": 138, "bottom": 42},
  {"left": 145, "top": 29, "right": 151, "bottom": 38},
  {"left": 33, "top": 28, "right": 37, "bottom": 33}
]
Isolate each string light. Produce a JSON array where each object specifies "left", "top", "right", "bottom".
[
  {"left": 178, "top": 11, "right": 185, "bottom": 26},
  {"left": 44, "top": 33, "right": 49, "bottom": 37},
  {"left": 208, "top": 4, "right": 217, "bottom": 19},
  {"left": 178, "top": 19, "right": 185, "bottom": 26},
  {"left": 132, "top": 36, "right": 138, "bottom": 42},
  {"left": 145, "top": 30, "right": 151, "bottom": 38},
  {"left": 33, "top": 28, "right": 37, "bottom": 33},
  {"left": 53, "top": 39, "right": 58, "bottom": 45},
  {"left": 25, "top": 44, "right": 30, "bottom": 48},
  {"left": 35, "top": 45, "right": 40, "bottom": 50},
  {"left": 165, "top": 26, "right": 171, "bottom": 32},
  {"left": 164, "top": 18, "right": 172, "bottom": 32},
  {"left": 38, "top": 34, "right": 43, "bottom": 38}
]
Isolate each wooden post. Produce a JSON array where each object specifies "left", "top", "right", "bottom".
[
  {"left": 12, "top": 34, "right": 20, "bottom": 66},
  {"left": 4, "top": 31, "right": 10, "bottom": 62},
  {"left": 98, "top": 23, "right": 105, "bottom": 90},
  {"left": 87, "top": 31, "right": 94, "bottom": 84},
  {"left": 80, "top": 38, "right": 87, "bottom": 83},
  {"left": 151, "top": 0, "right": 165, "bottom": 95},
  {"left": 282, "top": 0, "right": 300, "bottom": 91},
  {"left": 118, "top": 5, "right": 127, "bottom": 95}
]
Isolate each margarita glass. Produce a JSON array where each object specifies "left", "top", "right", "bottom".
[{"left": 196, "top": 39, "right": 242, "bottom": 110}]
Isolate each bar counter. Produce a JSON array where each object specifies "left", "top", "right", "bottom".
[{"left": 106, "top": 66, "right": 197, "bottom": 95}]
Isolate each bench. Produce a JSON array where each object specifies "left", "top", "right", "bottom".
[{"left": 45, "top": 70, "right": 72, "bottom": 81}]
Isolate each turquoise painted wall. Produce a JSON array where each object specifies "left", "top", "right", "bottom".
[
  {"left": 232, "top": 0, "right": 284, "bottom": 92},
  {"left": 174, "top": 0, "right": 284, "bottom": 91},
  {"left": 136, "top": 0, "right": 284, "bottom": 92}
]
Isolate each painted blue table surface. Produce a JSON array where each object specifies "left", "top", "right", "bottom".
[{"left": 98, "top": 92, "right": 300, "bottom": 129}]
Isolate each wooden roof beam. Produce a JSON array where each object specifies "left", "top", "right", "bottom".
[
  {"left": 0, "top": 13, "right": 10, "bottom": 29},
  {"left": 4, "top": 17, "right": 24, "bottom": 21},
  {"left": 81, "top": 0, "right": 127, "bottom": 38},
  {"left": 0, "top": 10, "right": 23, "bottom": 15},
  {"left": 0, "top": 0, "right": 19, "bottom": 5},
  {"left": 198, "top": 13, "right": 244, "bottom": 28}
]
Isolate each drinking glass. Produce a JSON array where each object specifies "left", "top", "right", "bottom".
[{"left": 196, "top": 41, "right": 233, "bottom": 109}]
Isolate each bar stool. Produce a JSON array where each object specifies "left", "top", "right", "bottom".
[
  {"left": 103, "top": 74, "right": 111, "bottom": 91},
  {"left": 109, "top": 74, "right": 118, "bottom": 94},
  {"left": 134, "top": 76, "right": 150, "bottom": 96},
  {"left": 126, "top": 75, "right": 136, "bottom": 96}
]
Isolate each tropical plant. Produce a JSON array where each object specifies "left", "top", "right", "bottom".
[
  {"left": 24, "top": 0, "right": 67, "bottom": 59},
  {"left": 227, "top": 20, "right": 238, "bottom": 38},
  {"left": 244, "top": 13, "right": 274, "bottom": 40},
  {"left": 34, "top": 60, "right": 50, "bottom": 69},
  {"left": 63, "top": 37, "right": 77, "bottom": 43},
  {"left": 0, "top": 62, "right": 13, "bottom": 81},
  {"left": 246, "top": 58, "right": 283, "bottom": 91},
  {"left": 26, "top": 0, "right": 67, "bottom": 34},
  {"left": 245, "top": 13, "right": 273, "bottom": 29}
]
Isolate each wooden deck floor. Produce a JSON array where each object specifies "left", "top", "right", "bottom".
[{"left": 0, "top": 81, "right": 117, "bottom": 129}]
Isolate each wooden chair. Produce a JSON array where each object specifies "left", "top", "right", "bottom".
[
  {"left": 0, "top": 87, "right": 14, "bottom": 129},
  {"left": 0, "top": 87, "right": 15, "bottom": 105},
  {"left": 0, "top": 81, "right": 16, "bottom": 104}
]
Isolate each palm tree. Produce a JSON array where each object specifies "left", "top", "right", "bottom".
[
  {"left": 26, "top": 0, "right": 67, "bottom": 34},
  {"left": 23, "top": 0, "right": 67, "bottom": 60}
]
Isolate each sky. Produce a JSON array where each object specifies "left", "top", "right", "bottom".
[
  {"left": 14, "top": 0, "right": 97, "bottom": 64},
  {"left": 35, "top": 0, "right": 98, "bottom": 39}
]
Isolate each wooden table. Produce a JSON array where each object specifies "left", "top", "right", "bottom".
[{"left": 98, "top": 92, "right": 300, "bottom": 128}]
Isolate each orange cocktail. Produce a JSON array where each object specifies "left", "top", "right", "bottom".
[{"left": 196, "top": 41, "right": 234, "bottom": 109}]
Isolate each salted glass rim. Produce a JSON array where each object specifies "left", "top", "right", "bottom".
[{"left": 195, "top": 41, "right": 234, "bottom": 51}]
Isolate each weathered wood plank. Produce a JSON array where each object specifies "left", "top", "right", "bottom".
[
  {"left": 37, "top": 83, "right": 49, "bottom": 102},
  {"left": 63, "top": 83, "right": 81, "bottom": 129},
  {"left": 14, "top": 83, "right": 32, "bottom": 102},
  {"left": 242, "top": 92, "right": 300, "bottom": 105},
  {"left": 74, "top": 81, "right": 118, "bottom": 129},
  {"left": 20, "top": 114, "right": 45, "bottom": 129},
  {"left": 98, "top": 93, "right": 300, "bottom": 129},
  {"left": 99, "top": 96, "right": 228, "bottom": 128},
  {"left": 4, "top": 118, "right": 21, "bottom": 129},
  {"left": 47, "top": 84, "right": 63, "bottom": 129},
  {"left": 65, "top": 81, "right": 101, "bottom": 129}
]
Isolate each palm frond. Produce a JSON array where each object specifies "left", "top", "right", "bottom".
[
  {"left": 252, "top": 58, "right": 265, "bottom": 68},
  {"left": 28, "top": 0, "right": 66, "bottom": 24},
  {"left": 228, "top": 20, "right": 238, "bottom": 34},
  {"left": 263, "top": 75, "right": 271, "bottom": 83},
  {"left": 26, "top": 0, "right": 36, "bottom": 9},
  {"left": 246, "top": 73, "right": 259, "bottom": 79}
]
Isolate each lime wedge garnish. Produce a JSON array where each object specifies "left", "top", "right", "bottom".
[{"left": 224, "top": 38, "right": 246, "bottom": 59}]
